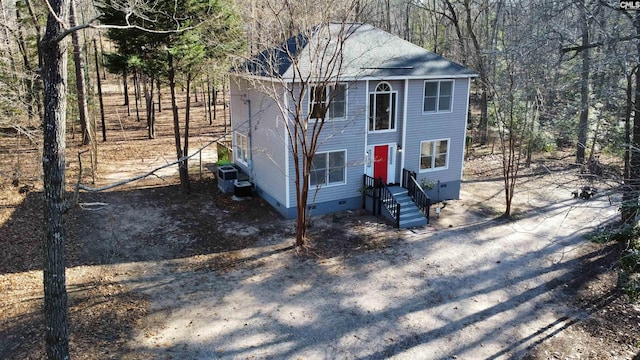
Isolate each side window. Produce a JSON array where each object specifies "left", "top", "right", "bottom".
[
  {"left": 310, "top": 150, "right": 346, "bottom": 186},
  {"left": 423, "top": 80, "right": 453, "bottom": 113},
  {"left": 420, "top": 139, "right": 449, "bottom": 171},
  {"left": 235, "top": 132, "right": 248, "bottom": 164},
  {"left": 310, "top": 84, "right": 347, "bottom": 119}
]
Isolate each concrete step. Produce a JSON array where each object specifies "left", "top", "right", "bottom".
[{"left": 381, "top": 186, "right": 429, "bottom": 228}]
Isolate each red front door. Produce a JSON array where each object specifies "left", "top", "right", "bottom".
[{"left": 373, "top": 145, "right": 388, "bottom": 184}]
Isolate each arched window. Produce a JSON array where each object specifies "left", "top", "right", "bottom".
[{"left": 369, "top": 82, "right": 397, "bottom": 131}]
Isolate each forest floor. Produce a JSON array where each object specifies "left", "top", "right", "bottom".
[{"left": 0, "top": 78, "right": 639, "bottom": 359}]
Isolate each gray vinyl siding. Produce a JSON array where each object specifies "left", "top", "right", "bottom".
[
  {"left": 286, "top": 81, "right": 367, "bottom": 208},
  {"left": 403, "top": 77, "right": 469, "bottom": 199},
  {"left": 229, "top": 77, "right": 288, "bottom": 207},
  {"left": 366, "top": 79, "right": 404, "bottom": 145}
]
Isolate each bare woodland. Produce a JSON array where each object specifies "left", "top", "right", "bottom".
[{"left": 0, "top": 0, "right": 639, "bottom": 358}]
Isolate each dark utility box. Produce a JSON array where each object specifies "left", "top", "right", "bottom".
[{"left": 234, "top": 181, "right": 252, "bottom": 197}]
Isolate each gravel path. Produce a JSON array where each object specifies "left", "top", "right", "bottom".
[{"left": 88, "top": 170, "right": 619, "bottom": 359}]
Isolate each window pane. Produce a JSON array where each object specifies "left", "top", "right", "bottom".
[
  {"left": 328, "top": 168, "right": 344, "bottom": 183},
  {"left": 313, "top": 86, "right": 326, "bottom": 102},
  {"left": 439, "top": 95, "right": 451, "bottom": 111},
  {"left": 329, "top": 85, "right": 346, "bottom": 118},
  {"left": 421, "top": 156, "right": 433, "bottom": 170},
  {"left": 330, "top": 101, "right": 345, "bottom": 118},
  {"left": 424, "top": 97, "right": 436, "bottom": 112},
  {"left": 311, "top": 86, "right": 327, "bottom": 119},
  {"left": 421, "top": 142, "right": 433, "bottom": 156},
  {"left": 331, "top": 84, "right": 346, "bottom": 100},
  {"left": 311, "top": 104, "right": 326, "bottom": 118},
  {"left": 424, "top": 82, "right": 438, "bottom": 97},
  {"left": 375, "top": 93, "right": 390, "bottom": 130},
  {"left": 390, "top": 93, "right": 396, "bottom": 129},
  {"left": 328, "top": 151, "right": 345, "bottom": 167},
  {"left": 310, "top": 169, "right": 325, "bottom": 186},
  {"left": 437, "top": 140, "right": 448, "bottom": 153},
  {"left": 369, "top": 94, "right": 375, "bottom": 130},
  {"left": 440, "top": 81, "right": 453, "bottom": 96},
  {"left": 312, "top": 154, "right": 326, "bottom": 170},
  {"left": 376, "top": 83, "right": 391, "bottom": 92},
  {"left": 435, "top": 154, "right": 446, "bottom": 168}
]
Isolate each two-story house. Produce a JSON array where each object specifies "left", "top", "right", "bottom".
[{"left": 229, "top": 23, "right": 477, "bottom": 227}]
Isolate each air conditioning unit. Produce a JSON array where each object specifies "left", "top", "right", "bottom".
[
  {"left": 234, "top": 181, "right": 252, "bottom": 198},
  {"left": 217, "top": 165, "right": 237, "bottom": 193}
]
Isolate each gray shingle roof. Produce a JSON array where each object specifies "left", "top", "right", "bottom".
[{"left": 238, "top": 23, "right": 477, "bottom": 80}]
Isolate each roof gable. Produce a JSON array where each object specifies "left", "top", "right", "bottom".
[{"left": 237, "top": 23, "right": 477, "bottom": 80}]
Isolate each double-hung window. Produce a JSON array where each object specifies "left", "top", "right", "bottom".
[
  {"left": 310, "top": 150, "right": 346, "bottom": 187},
  {"left": 369, "top": 82, "right": 397, "bottom": 131},
  {"left": 310, "top": 84, "right": 346, "bottom": 120},
  {"left": 420, "top": 139, "right": 449, "bottom": 171},
  {"left": 423, "top": 80, "right": 453, "bottom": 113},
  {"left": 235, "top": 132, "right": 248, "bottom": 164}
]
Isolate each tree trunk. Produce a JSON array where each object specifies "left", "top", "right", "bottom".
[
  {"left": 184, "top": 73, "right": 191, "bottom": 184},
  {"left": 40, "top": 0, "right": 71, "bottom": 358},
  {"left": 222, "top": 76, "right": 227, "bottom": 133},
  {"left": 168, "top": 55, "right": 190, "bottom": 193},
  {"left": 622, "top": 71, "right": 636, "bottom": 224},
  {"left": 576, "top": 2, "right": 590, "bottom": 165},
  {"left": 93, "top": 39, "right": 106, "bottom": 142},
  {"left": 24, "top": 0, "right": 44, "bottom": 121},
  {"left": 463, "top": 0, "right": 489, "bottom": 145},
  {"left": 144, "top": 75, "right": 155, "bottom": 139},
  {"left": 207, "top": 74, "right": 212, "bottom": 125},
  {"left": 15, "top": 6, "right": 36, "bottom": 121},
  {"left": 133, "top": 70, "right": 140, "bottom": 122},
  {"left": 294, "top": 150, "right": 308, "bottom": 246},
  {"left": 123, "top": 68, "right": 129, "bottom": 108},
  {"left": 69, "top": 0, "right": 90, "bottom": 145},
  {"left": 626, "top": 14, "right": 640, "bottom": 225},
  {"left": 156, "top": 77, "right": 162, "bottom": 113},
  {"left": 631, "top": 33, "right": 640, "bottom": 224}
]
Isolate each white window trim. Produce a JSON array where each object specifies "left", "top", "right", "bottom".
[
  {"left": 235, "top": 132, "right": 248, "bottom": 165},
  {"left": 419, "top": 138, "right": 450, "bottom": 173},
  {"left": 309, "top": 149, "right": 347, "bottom": 188},
  {"left": 368, "top": 82, "right": 398, "bottom": 133},
  {"left": 309, "top": 83, "right": 348, "bottom": 121},
  {"left": 422, "top": 80, "right": 454, "bottom": 114}
]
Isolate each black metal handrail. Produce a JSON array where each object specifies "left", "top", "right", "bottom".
[
  {"left": 379, "top": 182, "right": 401, "bottom": 228},
  {"left": 402, "top": 168, "right": 431, "bottom": 219},
  {"left": 407, "top": 176, "right": 430, "bottom": 218},
  {"left": 362, "top": 174, "right": 380, "bottom": 214},
  {"left": 401, "top": 168, "right": 414, "bottom": 189},
  {"left": 363, "top": 174, "right": 401, "bottom": 227}
]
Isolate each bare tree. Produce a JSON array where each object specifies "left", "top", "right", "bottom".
[
  {"left": 69, "top": 0, "right": 90, "bottom": 145},
  {"left": 40, "top": 0, "right": 71, "bottom": 357},
  {"left": 236, "top": 0, "right": 362, "bottom": 246},
  {"left": 413, "top": 0, "right": 496, "bottom": 145}
]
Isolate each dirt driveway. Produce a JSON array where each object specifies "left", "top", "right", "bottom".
[{"left": 65, "top": 159, "right": 638, "bottom": 359}]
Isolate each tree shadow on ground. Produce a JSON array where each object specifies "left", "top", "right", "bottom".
[{"left": 108, "top": 186, "right": 623, "bottom": 359}]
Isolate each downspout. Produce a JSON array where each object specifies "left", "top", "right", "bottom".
[{"left": 247, "top": 99, "right": 254, "bottom": 179}]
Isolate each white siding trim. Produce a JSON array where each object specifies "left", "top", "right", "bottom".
[
  {"left": 233, "top": 73, "right": 477, "bottom": 84},
  {"left": 284, "top": 86, "right": 291, "bottom": 208},
  {"left": 461, "top": 77, "right": 471, "bottom": 180},
  {"left": 363, "top": 80, "right": 370, "bottom": 175},
  {"left": 401, "top": 79, "right": 408, "bottom": 173}
]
